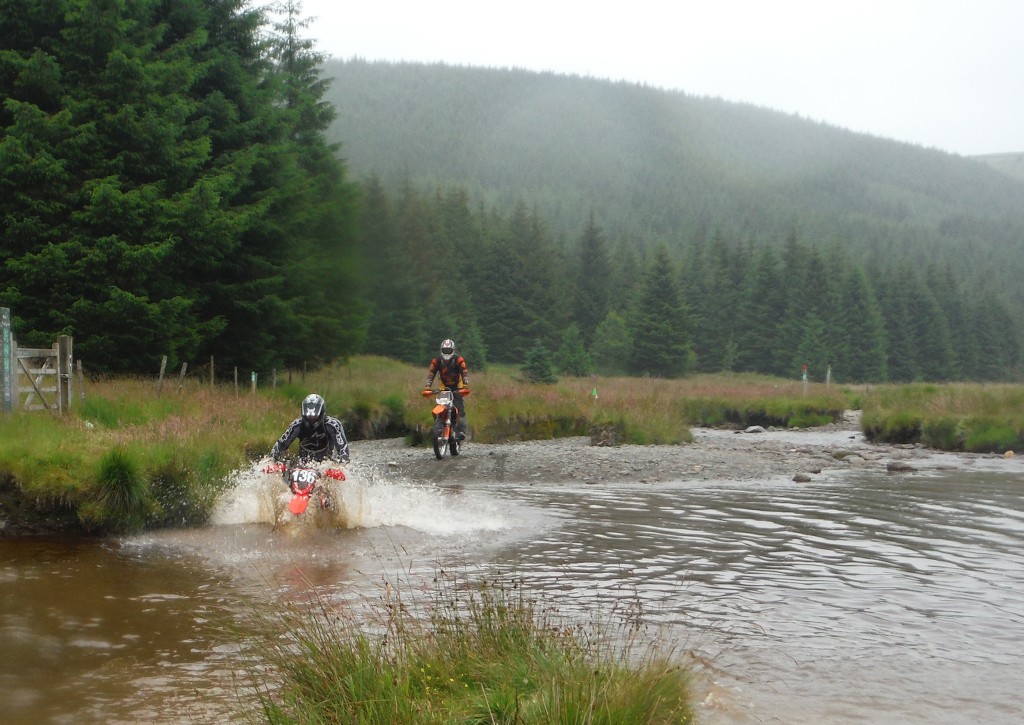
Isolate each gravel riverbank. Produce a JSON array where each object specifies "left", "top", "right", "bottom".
[{"left": 347, "top": 411, "right": 1016, "bottom": 486}]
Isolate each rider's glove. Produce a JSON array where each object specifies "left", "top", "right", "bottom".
[{"left": 422, "top": 389, "right": 433, "bottom": 397}]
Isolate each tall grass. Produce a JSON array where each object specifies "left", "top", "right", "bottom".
[
  {"left": 0, "top": 377, "right": 292, "bottom": 534},
  {"left": 861, "top": 383, "right": 1024, "bottom": 452},
  {"left": 272, "top": 359, "right": 849, "bottom": 445},
  {"left": 243, "top": 568, "right": 693, "bottom": 724},
  {"left": 2, "top": 358, "right": 852, "bottom": 533}
]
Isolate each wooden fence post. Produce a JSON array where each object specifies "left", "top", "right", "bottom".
[
  {"left": 177, "top": 361, "right": 188, "bottom": 393},
  {"left": 157, "top": 355, "right": 168, "bottom": 395},
  {"left": 1, "top": 307, "right": 12, "bottom": 414},
  {"left": 251, "top": 371, "right": 257, "bottom": 395},
  {"left": 233, "top": 366, "right": 238, "bottom": 395},
  {"left": 77, "top": 359, "right": 85, "bottom": 401},
  {"left": 57, "top": 335, "right": 72, "bottom": 412}
]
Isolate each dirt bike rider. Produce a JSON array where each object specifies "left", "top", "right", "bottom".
[
  {"left": 422, "top": 338, "right": 470, "bottom": 440},
  {"left": 271, "top": 393, "right": 351, "bottom": 470}
]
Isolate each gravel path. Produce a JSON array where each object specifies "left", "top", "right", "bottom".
[{"left": 346, "top": 411, "right": 1009, "bottom": 486}]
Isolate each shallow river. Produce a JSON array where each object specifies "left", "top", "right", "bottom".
[{"left": 2, "top": 435, "right": 1023, "bottom": 724}]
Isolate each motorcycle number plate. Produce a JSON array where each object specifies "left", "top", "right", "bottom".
[{"left": 291, "top": 468, "right": 319, "bottom": 485}]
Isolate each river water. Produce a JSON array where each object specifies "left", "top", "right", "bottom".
[{"left": 2, "top": 434, "right": 1023, "bottom": 724}]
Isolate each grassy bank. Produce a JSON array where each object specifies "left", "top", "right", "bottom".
[
  {"left": 0, "top": 356, "right": 847, "bottom": 534},
  {"left": 243, "top": 567, "right": 693, "bottom": 724},
  {"left": 861, "top": 383, "right": 1024, "bottom": 452}
]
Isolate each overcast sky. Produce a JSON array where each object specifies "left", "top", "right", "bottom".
[{"left": 297, "top": 0, "right": 1023, "bottom": 157}]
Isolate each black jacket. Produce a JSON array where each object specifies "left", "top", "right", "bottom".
[{"left": 271, "top": 416, "right": 350, "bottom": 462}]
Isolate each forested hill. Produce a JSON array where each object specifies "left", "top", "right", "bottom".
[
  {"left": 976, "top": 153, "right": 1024, "bottom": 183},
  {"left": 323, "top": 59, "right": 1024, "bottom": 273},
  {"left": 321, "top": 58, "right": 1024, "bottom": 383}
]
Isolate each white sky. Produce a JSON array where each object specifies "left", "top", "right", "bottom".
[{"left": 296, "top": 0, "right": 1024, "bottom": 156}]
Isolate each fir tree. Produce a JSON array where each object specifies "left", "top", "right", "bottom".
[
  {"left": 591, "top": 310, "right": 633, "bottom": 376},
  {"left": 554, "top": 323, "right": 593, "bottom": 376},
  {"left": 0, "top": 0, "right": 360, "bottom": 372},
  {"left": 573, "top": 212, "right": 611, "bottom": 346},
  {"left": 521, "top": 344, "right": 557, "bottom": 384},
  {"left": 834, "top": 266, "right": 887, "bottom": 382},
  {"left": 735, "top": 243, "right": 785, "bottom": 373},
  {"left": 628, "top": 245, "right": 694, "bottom": 378}
]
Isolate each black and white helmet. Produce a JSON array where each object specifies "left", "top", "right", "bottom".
[
  {"left": 301, "top": 393, "right": 326, "bottom": 425},
  {"left": 440, "top": 339, "right": 456, "bottom": 361}
]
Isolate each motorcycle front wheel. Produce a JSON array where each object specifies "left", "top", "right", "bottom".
[{"left": 432, "top": 419, "right": 448, "bottom": 459}]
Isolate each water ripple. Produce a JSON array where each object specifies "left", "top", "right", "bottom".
[{"left": 477, "top": 469, "right": 1024, "bottom": 724}]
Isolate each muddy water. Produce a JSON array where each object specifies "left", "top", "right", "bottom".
[{"left": 2, "top": 454, "right": 1023, "bottom": 724}]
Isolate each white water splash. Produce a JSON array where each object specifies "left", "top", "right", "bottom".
[
  {"left": 210, "top": 457, "right": 516, "bottom": 535},
  {"left": 209, "top": 458, "right": 280, "bottom": 526}
]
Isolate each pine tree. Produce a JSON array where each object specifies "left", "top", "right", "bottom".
[
  {"left": 735, "top": 243, "right": 785, "bottom": 373},
  {"left": 965, "top": 290, "right": 1020, "bottom": 380},
  {"left": 0, "top": 0, "right": 360, "bottom": 372},
  {"left": 628, "top": 245, "right": 694, "bottom": 378},
  {"left": 554, "top": 323, "right": 593, "bottom": 376},
  {"left": 774, "top": 241, "right": 838, "bottom": 379},
  {"left": 875, "top": 267, "right": 922, "bottom": 382},
  {"left": 793, "top": 311, "right": 829, "bottom": 382},
  {"left": 265, "top": 0, "right": 366, "bottom": 366},
  {"left": 904, "top": 269, "right": 956, "bottom": 381},
  {"left": 591, "top": 310, "right": 633, "bottom": 376},
  {"left": 573, "top": 212, "right": 611, "bottom": 346},
  {"left": 521, "top": 344, "right": 557, "bottom": 384},
  {"left": 834, "top": 266, "right": 887, "bottom": 382},
  {"left": 687, "top": 232, "right": 742, "bottom": 372},
  {"left": 925, "top": 262, "right": 967, "bottom": 380},
  {"left": 472, "top": 234, "right": 532, "bottom": 363},
  {"left": 471, "top": 204, "right": 565, "bottom": 362}
]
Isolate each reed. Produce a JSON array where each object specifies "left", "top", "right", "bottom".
[{"left": 243, "top": 567, "right": 693, "bottom": 724}]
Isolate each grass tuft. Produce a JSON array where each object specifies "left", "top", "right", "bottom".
[
  {"left": 243, "top": 568, "right": 694, "bottom": 724},
  {"left": 87, "top": 446, "right": 150, "bottom": 533}
]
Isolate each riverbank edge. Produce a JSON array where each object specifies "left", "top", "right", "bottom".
[{"left": 3, "top": 410, "right": 1015, "bottom": 538}]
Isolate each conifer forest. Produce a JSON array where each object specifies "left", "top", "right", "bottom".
[{"left": 3, "top": 2, "right": 1024, "bottom": 383}]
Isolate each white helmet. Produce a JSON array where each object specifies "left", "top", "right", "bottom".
[
  {"left": 301, "top": 393, "right": 326, "bottom": 425},
  {"left": 440, "top": 339, "right": 455, "bottom": 361}
]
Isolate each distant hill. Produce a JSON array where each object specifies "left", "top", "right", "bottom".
[
  {"left": 322, "top": 59, "right": 1024, "bottom": 298},
  {"left": 975, "top": 152, "right": 1024, "bottom": 183}
]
